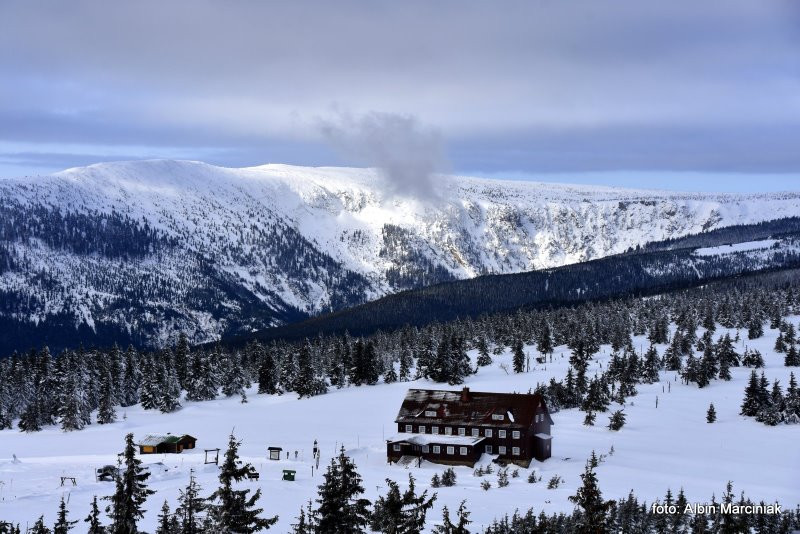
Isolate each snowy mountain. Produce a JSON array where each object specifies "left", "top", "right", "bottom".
[{"left": 2, "top": 159, "right": 800, "bottom": 351}]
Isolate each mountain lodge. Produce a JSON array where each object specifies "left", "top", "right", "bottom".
[{"left": 387, "top": 387, "right": 553, "bottom": 467}]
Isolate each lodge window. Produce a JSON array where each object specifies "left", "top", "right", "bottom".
[
  {"left": 512, "top": 447, "right": 520, "bottom": 456},
  {"left": 485, "top": 445, "right": 493, "bottom": 454},
  {"left": 433, "top": 445, "right": 441, "bottom": 454},
  {"left": 492, "top": 413, "right": 504, "bottom": 421},
  {"left": 447, "top": 446, "right": 455, "bottom": 455},
  {"left": 471, "top": 428, "right": 479, "bottom": 437},
  {"left": 498, "top": 430, "right": 507, "bottom": 438},
  {"left": 422, "top": 445, "right": 429, "bottom": 453},
  {"left": 419, "top": 425, "right": 426, "bottom": 434},
  {"left": 405, "top": 424, "right": 413, "bottom": 432},
  {"left": 393, "top": 444, "right": 401, "bottom": 451},
  {"left": 485, "top": 429, "right": 493, "bottom": 438},
  {"left": 445, "top": 427, "right": 453, "bottom": 435},
  {"left": 458, "top": 428, "right": 466, "bottom": 436},
  {"left": 512, "top": 431, "right": 520, "bottom": 439},
  {"left": 459, "top": 447, "right": 467, "bottom": 456},
  {"left": 432, "top": 426, "right": 439, "bottom": 434},
  {"left": 498, "top": 446, "right": 507, "bottom": 455},
  {"left": 425, "top": 410, "right": 437, "bottom": 417}
]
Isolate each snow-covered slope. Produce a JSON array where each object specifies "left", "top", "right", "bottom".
[
  {"left": 0, "top": 319, "right": 797, "bottom": 531},
  {"left": 1, "top": 160, "right": 800, "bottom": 348}
]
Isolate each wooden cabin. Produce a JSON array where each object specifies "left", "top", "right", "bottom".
[
  {"left": 387, "top": 387, "right": 553, "bottom": 467},
  {"left": 138, "top": 434, "right": 197, "bottom": 454}
]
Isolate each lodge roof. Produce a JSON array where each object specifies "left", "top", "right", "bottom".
[
  {"left": 395, "top": 388, "right": 553, "bottom": 428},
  {"left": 138, "top": 434, "right": 196, "bottom": 446}
]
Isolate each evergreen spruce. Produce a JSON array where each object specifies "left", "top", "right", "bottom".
[
  {"left": 30, "top": 516, "right": 51, "bottom": 534},
  {"left": 295, "top": 342, "right": 328, "bottom": 398},
  {"left": 84, "top": 496, "right": 106, "bottom": 533},
  {"left": 97, "top": 369, "right": 117, "bottom": 424},
  {"left": 370, "top": 475, "right": 436, "bottom": 534},
  {"left": 314, "top": 447, "right": 371, "bottom": 534},
  {"left": 740, "top": 370, "right": 762, "bottom": 417},
  {"left": 53, "top": 496, "right": 77, "bottom": 533},
  {"left": 706, "top": 403, "right": 717, "bottom": 423},
  {"left": 608, "top": 410, "right": 626, "bottom": 431},
  {"left": 433, "top": 501, "right": 471, "bottom": 534},
  {"left": 176, "top": 471, "right": 206, "bottom": 534},
  {"left": 569, "top": 457, "right": 612, "bottom": 534},
  {"left": 512, "top": 339, "right": 525, "bottom": 373},
  {"left": 205, "top": 433, "right": 278, "bottom": 532},
  {"left": 155, "top": 501, "right": 180, "bottom": 534},
  {"left": 105, "top": 433, "right": 155, "bottom": 534}
]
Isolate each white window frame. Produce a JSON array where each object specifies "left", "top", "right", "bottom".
[
  {"left": 419, "top": 425, "right": 426, "bottom": 434},
  {"left": 459, "top": 447, "right": 467, "bottom": 456},
  {"left": 492, "top": 413, "right": 504, "bottom": 421},
  {"left": 485, "top": 445, "right": 493, "bottom": 454},
  {"left": 485, "top": 429, "right": 493, "bottom": 438},
  {"left": 445, "top": 427, "right": 453, "bottom": 435},
  {"left": 498, "top": 446, "right": 507, "bottom": 455},
  {"left": 499, "top": 429, "right": 507, "bottom": 438},
  {"left": 447, "top": 446, "right": 455, "bottom": 455},
  {"left": 512, "top": 447, "right": 520, "bottom": 456},
  {"left": 393, "top": 444, "right": 401, "bottom": 451},
  {"left": 425, "top": 410, "right": 437, "bottom": 417},
  {"left": 458, "top": 427, "right": 466, "bottom": 436},
  {"left": 432, "top": 426, "right": 439, "bottom": 434},
  {"left": 433, "top": 445, "right": 441, "bottom": 454},
  {"left": 405, "top": 424, "right": 413, "bottom": 432},
  {"left": 512, "top": 430, "right": 521, "bottom": 439},
  {"left": 471, "top": 428, "right": 479, "bottom": 437}
]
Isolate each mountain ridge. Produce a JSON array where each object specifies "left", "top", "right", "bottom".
[{"left": 2, "top": 159, "right": 800, "bottom": 352}]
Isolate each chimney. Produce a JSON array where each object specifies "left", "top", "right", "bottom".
[{"left": 460, "top": 387, "right": 471, "bottom": 402}]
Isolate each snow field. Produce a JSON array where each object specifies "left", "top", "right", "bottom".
[{"left": 1, "top": 320, "right": 799, "bottom": 531}]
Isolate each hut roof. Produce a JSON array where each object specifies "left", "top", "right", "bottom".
[
  {"left": 395, "top": 388, "right": 553, "bottom": 428},
  {"left": 138, "top": 434, "right": 193, "bottom": 446}
]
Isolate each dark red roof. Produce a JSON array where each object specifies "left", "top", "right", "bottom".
[{"left": 395, "top": 388, "right": 553, "bottom": 428}]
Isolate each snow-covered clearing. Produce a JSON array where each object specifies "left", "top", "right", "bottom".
[
  {"left": 1, "top": 322, "right": 799, "bottom": 531},
  {"left": 694, "top": 239, "right": 779, "bottom": 256}
]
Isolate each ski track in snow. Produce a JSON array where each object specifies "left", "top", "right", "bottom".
[{"left": 1, "top": 321, "right": 798, "bottom": 531}]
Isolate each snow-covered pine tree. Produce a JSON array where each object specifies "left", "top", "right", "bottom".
[
  {"left": 641, "top": 344, "right": 661, "bottom": 384},
  {"left": 295, "top": 342, "right": 328, "bottom": 398},
  {"left": 120, "top": 346, "right": 141, "bottom": 407},
  {"left": 53, "top": 496, "right": 77, "bottom": 533},
  {"left": 176, "top": 471, "right": 206, "bottom": 533},
  {"left": 159, "top": 355, "right": 182, "bottom": 413},
  {"left": 97, "top": 369, "right": 117, "bottom": 425},
  {"left": 29, "top": 516, "right": 51, "bottom": 534},
  {"left": 105, "top": 433, "right": 155, "bottom": 534},
  {"left": 608, "top": 410, "right": 626, "bottom": 431},
  {"left": 370, "top": 474, "right": 436, "bottom": 534},
  {"left": 138, "top": 355, "right": 161, "bottom": 410},
  {"left": 399, "top": 347, "right": 413, "bottom": 381},
  {"left": 186, "top": 351, "right": 218, "bottom": 402},
  {"left": 84, "top": 496, "right": 105, "bottom": 533},
  {"left": 432, "top": 501, "right": 471, "bottom": 534},
  {"left": 257, "top": 348, "right": 280, "bottom": 394},
  {"left": 512, "top": 338, "right": 525, "bottom": 373},
  {"left": 290, "top": 501, "right": 315, "bottom": 534},
  {"left": 314, "top": 447, "right": 371, "bottom": 534},
  {"left": 174, "top": 333, "right": 191, "bottom": 390},
  {"left": 740, "top": 370, "right": 762, "bottom": 417},
  {"left": 204, "top": 433, "right": 278, "bottom": 532},
  {"left": 706, "top": 403, "right": 716, "bottom": 423},
  {"left": 569, "top": 456, "right": 612, "bottom": 532},
  {"left": 155, "top": 501, "right": 180, "bottom": 534}
]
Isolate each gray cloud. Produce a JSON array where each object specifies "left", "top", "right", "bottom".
[
  {"left": 319, "top": 111, "right": 446, "bottom": 199},
  {"left": 0, "top": 0, "right": 799, "bottom": 178}
]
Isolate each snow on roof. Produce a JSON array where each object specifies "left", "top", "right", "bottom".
[
  {"left": 534, "top": 433, "right": 552, "bottom": 440},
  {"left": 387, "top": 434, "right": 486, "bottom": 446},
  {"left": 139, "top": 434, "right": 171, "bottom": 446}
]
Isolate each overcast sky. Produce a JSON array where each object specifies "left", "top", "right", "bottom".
[{"left": 1, "top": 1, "right": 799, "bottom": 192}]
